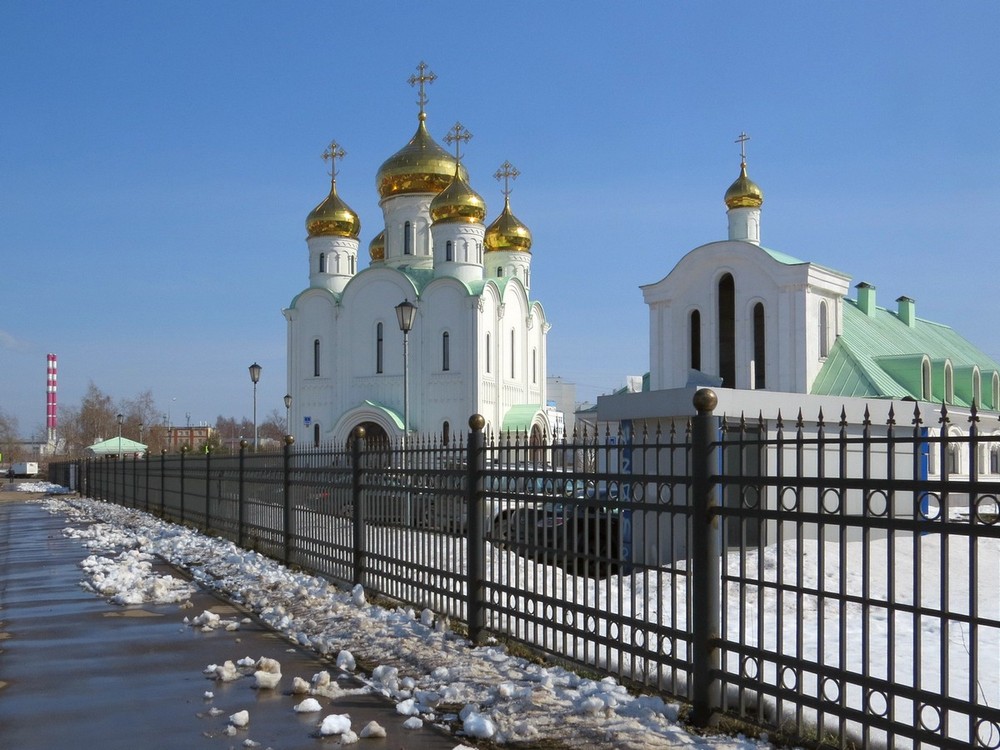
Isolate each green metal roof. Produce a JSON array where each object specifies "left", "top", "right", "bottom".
[
  {"left": 812, "top": 299, "right": 1000, "bottom": 407},
  {"left": 362, "top": 400, "right": 405, "bottom": 430},
  {"left": 501, "top": 404, "right": 543, "bottom": 433},
  {"left": 87, "top": 437, "right": 148, "bottom": 455}
]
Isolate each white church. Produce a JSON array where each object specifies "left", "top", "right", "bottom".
[{"left": 283, "top": 64, "right": 550, "bottom": 448}]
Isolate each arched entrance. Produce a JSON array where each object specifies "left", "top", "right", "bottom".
[
  {"left": 350, "top": 420, "right": 390, "bottom": 448},
  {"left": 530, "top": 423, "right": 546, "bottom": 465}
]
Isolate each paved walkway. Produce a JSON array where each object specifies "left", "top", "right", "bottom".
[{"left": 0, "top": 496, "right": 463, "bottom": 749}]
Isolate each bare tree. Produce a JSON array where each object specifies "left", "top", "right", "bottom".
[{"left": 0, "top": 408, "right": 20, "bottom": 465}]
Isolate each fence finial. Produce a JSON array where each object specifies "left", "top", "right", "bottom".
[{"left": 693, "top": 388, "right": 718, "bottom": 414}]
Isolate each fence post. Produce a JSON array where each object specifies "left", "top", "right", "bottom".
[
  {"left": 466, "top": 414, "right": 487, "bottom": 645},
  {"left": 205, "top": 445, "right": 212, "bottom": 532},
  {"left": 180, "top": 445, "right": 188, "bottom": 522},
  {"left": 691, "top": 388, "right": 721, "bottom": 727},
  {"left": 160, "top": 449, "right": 166, "bottom": 516},
  {"left": 283, "top": 435, "right": 294, "bottom": 565},
  {"left": 352, "top": 426, "right": 366, "bottom": 587},
  {"left": 238, "top": 439, "right": 247, "bottom": 548},
  {"left": 144, "top": 450, "right": 150, "bottom": 511}
]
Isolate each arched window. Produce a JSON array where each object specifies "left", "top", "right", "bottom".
[
  {"left": 376, "top": 323, "right": 384, "bottom": 374},
  {"left": 991, "top": 446, "right": 1000, "bottom": 475},
  {"left": 497, "top": 268, "right": 503, "bottom": 278},
  {"left": 945, "top": 361, "right": 954, "bottom": 404},
  {"left": 442, "top": 332, "right": 450, "bottom": 371},
  {"left": 753, "top": 302, "right": 766, "bottom": 389},
  {"left": 445, "top": 241, "right": 453, "bottom": 261},
  {"left": 532, "top": 348, "right": 537, "bottom": 384},
  {"left": 510, "top": 329, "right": 516, "bottom": 378},
  {"left": 319, "top": 253, "right": 326, "bottom": 273},
  {"left": 718, "top": 274, "right": 736, "bottom": 388},
  {"left": 485, "top": 332, "right": 491, "bottom": 373},
  {"left": 349, "top": 255, "right": 355, "bottom": 274},
  {"left": 313, "top": 339, "right": 321, "bottom": 377},
  {"left": 313, "top": 423, "right": 320, "bottom": 448},
  {"left": 922, "top": 359, "right": 932, "bottom": 401},
  {"left": 689, "top": 310, "right": 701, "bottom": 371},
  {"left": 335, "top": 254, "right": 341, "bottom": 273},
  {"left": 404, "top": 221, "right": 412, "bottom": 255},
  {"left": 819, "top": 301, "right": 829, "bottom": 358},
  {"left": 442, "top": 421, "right": 450, "bottom": 445}
]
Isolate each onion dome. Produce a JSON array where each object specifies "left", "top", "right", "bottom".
[
  {"left": 724, "top": 162, "right": 764, "bottom": 209},
  {"left": 306, "top": 178, "right": 361, "bottom": 238},
  {"left": 484, "top": 197, "right": 532, "bottom": 253},
  {"left": 430, "top": 170, "right": 486, "bottom": 224},
  {"left": 368, "top": 230, "right": 385, "bottom": 263},
  {"left": 376, "top": 115, "right": 469, "bottom": 199}
]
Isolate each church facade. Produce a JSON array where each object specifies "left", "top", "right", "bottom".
[{"left": 283, "top": 65, "right": 550, "bottom": 447}]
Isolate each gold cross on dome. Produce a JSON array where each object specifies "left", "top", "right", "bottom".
[
  {"left": 735, "top": 131, "right": 750, "bottom": 164},
  {"left": 322, "top": 140, "right": 346, "bottom": 178},
  {"left": 408, "top": 61, "right": 437, "bottom": 116},
  {"left": 494, "top": 160, "right": 520, "bottom": 197},
  {"left": 444, "top": 121, "right": 472, "bottom": 161}
]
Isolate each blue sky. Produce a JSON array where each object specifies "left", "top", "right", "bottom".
[{"left": 1, "top": 2, "right": 998, "bottom": 437}]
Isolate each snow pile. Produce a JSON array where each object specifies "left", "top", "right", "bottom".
[
  {"left": 41, "top": 496, "right": 772, "bottom": 749},
  {"left": 15, "top": 480, "right": 70, "bottom": 494},
  {"left": 79, "top": 548, "right": 195, "bottom": 604}
]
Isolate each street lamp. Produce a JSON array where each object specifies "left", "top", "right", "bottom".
[
  {"left": 249, "top": 362, "right": 262, "bottom": 451},
  {"left": 284, "top": 393, "right": 292, "bottom": 436},
  {"left": 395, "top": 299, "right": 417, "bottom": 525},
  {"left": 395, "top": 299, "right": 417, "bottom": 446},
  {"left": 138, "top": 422, "right": 144, "bottom": 446},
  {"left": 116, "top": 413, "right": 124, "bottom": 460}
]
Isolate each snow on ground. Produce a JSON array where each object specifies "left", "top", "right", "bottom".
[{"left": 33, "top": 491, "right": 771, "bottom": 749}]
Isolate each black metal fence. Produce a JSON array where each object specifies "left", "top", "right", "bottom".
[{"left": 56, "top": 391, "right": 1000, "bottom": 749}]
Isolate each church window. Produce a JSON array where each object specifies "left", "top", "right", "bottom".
[
  {"left": 753, "top": 302, "right": 766, "bottom": 389},
  {"left": 945, "top": 362, "right": 954, "bottom": 404},
  {"left": 497, "top": 268, "right": 503, "bottom": 278},
  {"left": 718, "top": 274, "right": 736, "bottom": 388},
  {"left": 819, "top": 301, "right": 829, "bottom": 358},
  {"left": 486, "top": 332, "right": 491, "bottom": 373},
  {"left": 319, "top": 253, "right": 326, "bottom": 273},
  {"left": 921, "top": 360, "right": 932, "bottom": 401},
  {"left": 350, "top": 255, "right": 355, "bottom": 274},
  {"left": 991, "top": 447, "right": 1000, "bottom": 475},
  {"left": 335, "top": 254, "right": 341, "bottom": 273},
  {"left": 510, "top": 329, "right": 516, "bottom": 378},
  {"left": 313, "top": 339, "right": 321, "bottom": 377},
  {"left": 442, "top": 332, "right": 450, "bottom": 371},
  {"left": 947, "top": 444, "right": 960, "bottom": 475},
  {"left": 445, "top": 241, "right": 453, "bottom": 261},
  {"left": 532, "top": 348, "right": 537, "bottom": 383},
  {"left": 376, "top": 323, "right": 384, "bottom": 374},
  {"left": 442, "top": 421, "right": 450, "bottom": 445},
  {"left": 525, "top": 269, "right": 530, "bottom": 287},
  {"left": 689, "top": 310, "right": 701, "bottom": 371},
  {"left": 313, "top": 423, "right": 320, "bottom": 448},
  {"left": 404, "top": 221, "right": 412, "bottom": 255}
]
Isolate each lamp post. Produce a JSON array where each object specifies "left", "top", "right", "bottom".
[
  {"left": 249, "top": 362, "right": 262, "bottom": 451},
  {"left": 395, "top": 299, "right": 417, "bottom": 445},
  {"left": 138, "top": 422, "right": 144, "bottom": 446},
  {"left": 117, "top": 413, "right": 124, "bottom": 460},
  {"left": 395, "top": 299, "right": 417, "bottom": 525},
  {"left": 283, "top": 393, "right": 292, "bottom": 436}
]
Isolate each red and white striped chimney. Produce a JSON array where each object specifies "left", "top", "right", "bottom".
[{"left": 46, "top": 353, "right": 57, "bottom": 444}]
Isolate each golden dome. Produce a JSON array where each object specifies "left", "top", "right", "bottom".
[
  {"left": 430, "top": 170, "right": 486, "bottom": 224},
  {"left": 485, "top": 197, "right": 532, "bottom": 253},
  {"left": 376, "top": 116, "right": 468, "bottom": 199},
  {"left": 724, "top": 161, "right": 764, "bottom": 209},
  {"left": 306, "top": 178, "right": 361, "bottom": 239},
  {"left": 369, "top": 230, "right": 385, "bottom": 263}
]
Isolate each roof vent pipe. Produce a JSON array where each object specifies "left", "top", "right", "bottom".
[
  {"left": 856, "top": 282, "right": 876, "bottom": 317},
  {"left": 896, "top": 295, "right": 916, "bottom": 327}
]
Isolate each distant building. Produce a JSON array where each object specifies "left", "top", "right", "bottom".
[
  {"left": 165, "top": 425, "right": 213, "bottom": 451},
  {"left": 284, "top": 64, "right": 552, "bottom": 448}
]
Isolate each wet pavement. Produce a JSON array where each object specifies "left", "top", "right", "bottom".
[{"left": 0, "top": 497, "right": 464, "bottom": 750}]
